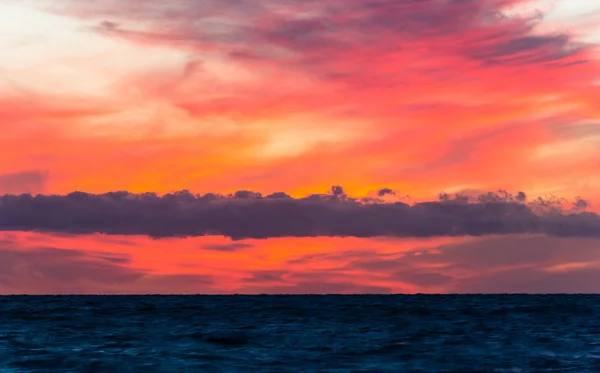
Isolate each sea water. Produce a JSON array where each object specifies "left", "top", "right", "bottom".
[{"left": 1, "top": 295, "right": 600, "bottom": 372}]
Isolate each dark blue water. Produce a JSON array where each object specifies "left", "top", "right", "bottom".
[{"left": 1, "top": 295, "right": 600, "bottom": 372}]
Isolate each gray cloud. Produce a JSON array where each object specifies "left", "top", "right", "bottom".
[
  {"left": 54, "top": 0, "right": 591, "bottom": 77},
  {"left": 242, "top": 270, "right": 287, "bottom": 283},
  {"left": 349, "top": 235, "right": 600, "bottom": 272},
  {"left": 457, "top": 266, "right": 600, "bottom": 293},
  {"left": 202, "top": 242, "right": 254, "bottom": 251},
  {"left": 288, "top": 249, "right": 387, "bottom": 265},
  {"left": 0, "top": 243, "right": 215, "bottom": 294},
  {"left": 92, "top": 252, "right": 133, "bottom": 264},
  {"left": 0, "top": 171, "right": 48, "bottom": 195},
  {"left": 0, "top": 189, "right": 598, "bottom": 239},
  {"left": 377, "top": 188, "right": 395, "bottom": 197},
  {"left": 466, "top": 34, "right": 584, "bottom": 66},
  {"left": 344, "top": 234, "right": 600, "bottom": 292},
  {"left": 0, "top": 246, "right": 145, "bottom": 286},
  {"left": 238, "top": 268, "right": 394, "bottom": 293},
  {"left": 391, "top": 270, "right": 454, "bottom": 287}
]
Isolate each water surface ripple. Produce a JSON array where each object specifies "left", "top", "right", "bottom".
[{"left": 1, "top": 295, "right": 600, "bottom": 372}]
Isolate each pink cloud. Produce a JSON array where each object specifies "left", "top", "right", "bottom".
[{"left": 2, "top": 232, "right": 600, "bottom": 294}]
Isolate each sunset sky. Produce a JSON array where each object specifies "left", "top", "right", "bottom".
[{"left": 1, "top": 0, "right": 600, "bottom": 294}]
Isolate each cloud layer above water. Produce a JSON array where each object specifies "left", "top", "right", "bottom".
[{"left": 0, "top": 188, "right": 597, "bottom": 239}]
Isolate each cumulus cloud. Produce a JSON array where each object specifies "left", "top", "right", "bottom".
[
  {"left": 0, "top": 188, "right": 597, "bottom": 239},
  {"left": 377, "top": 188, "right": 395, "bottom": 197}
]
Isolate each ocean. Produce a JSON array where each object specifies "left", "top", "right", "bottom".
[{"left": 1, "top": 295, "right": 599, "bottom": 372}]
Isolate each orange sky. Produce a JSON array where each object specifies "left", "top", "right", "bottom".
[{"left": 1, "top": 0, "right": 599, "bottom": 293}]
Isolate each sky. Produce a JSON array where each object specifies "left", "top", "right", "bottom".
[{"left": 0, "top": 0, "right": 599, "bottom": 294}]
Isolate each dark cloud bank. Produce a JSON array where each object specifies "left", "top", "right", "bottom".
[{"left": 0, "top": 187, "right": 597, "bottom": 239}]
